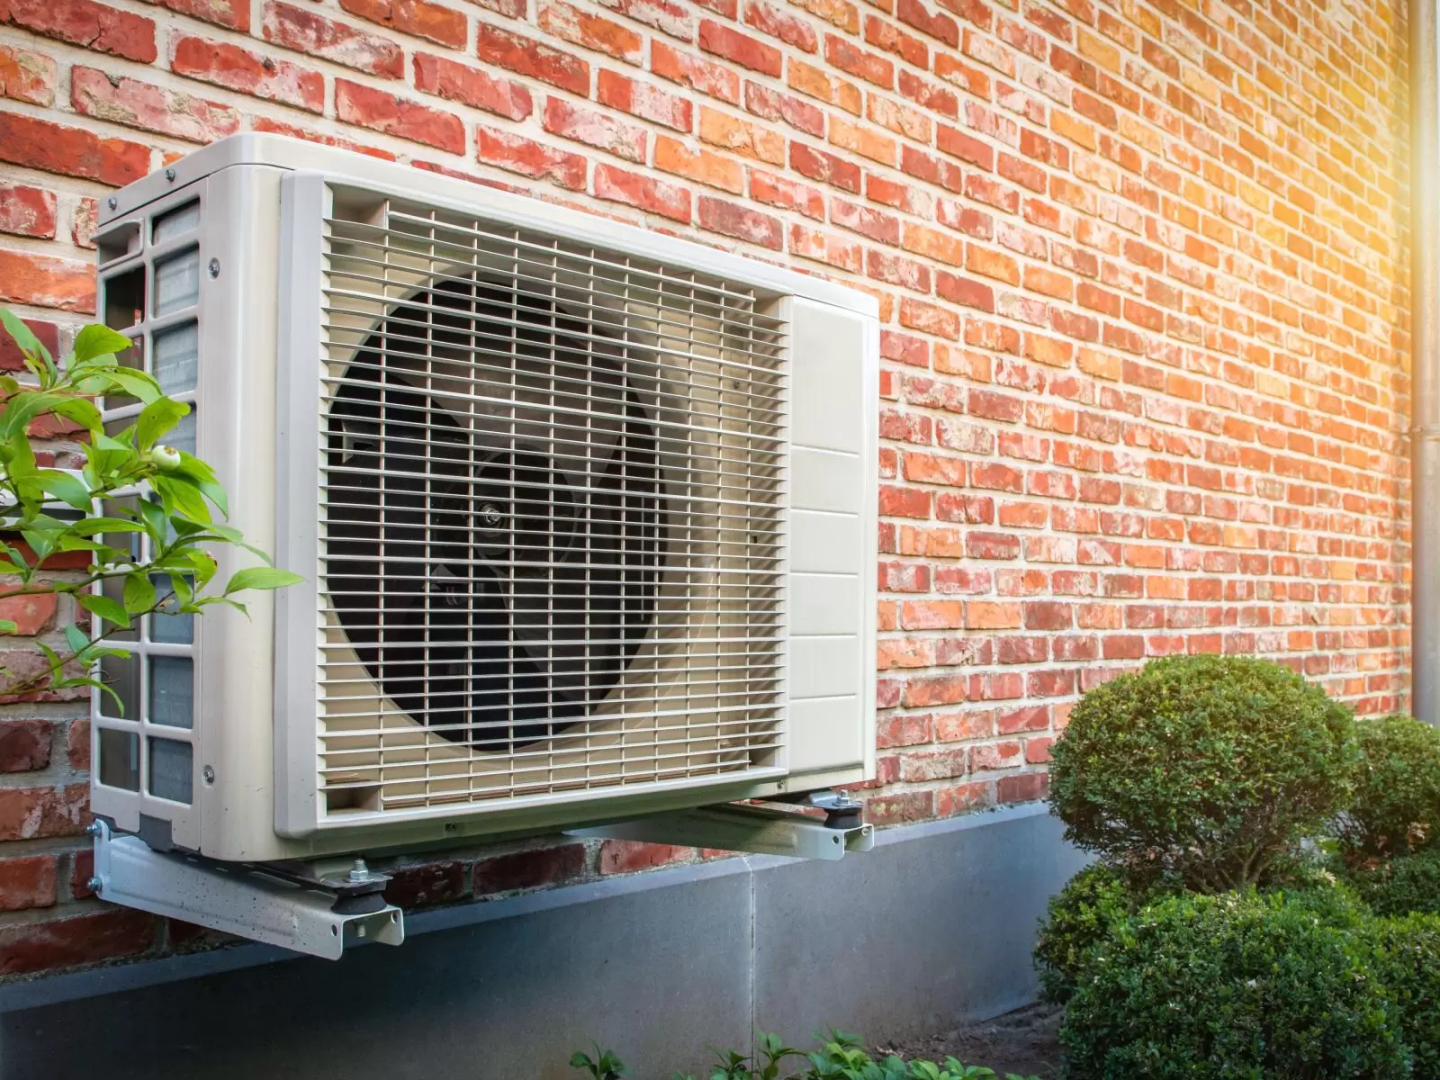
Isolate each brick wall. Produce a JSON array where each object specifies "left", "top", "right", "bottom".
[{"left": 0, "top": 0, "right": 1412, "bottom": 977}]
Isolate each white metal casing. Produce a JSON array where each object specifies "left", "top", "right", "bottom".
[{"left": 91, "top": 135, "right": 879, "bottom": 863}]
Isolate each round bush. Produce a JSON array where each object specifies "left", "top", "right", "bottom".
[
  {"left": 1059, "top": 889, "right": 1409, "bottom": 1080},
  {"left": 1339, "top": 715, "right": 1440, "bottom": 859},
  {"left": 1372, "top": 914, "right": 1440, "bottom": 1080},
  {"left": 1033, "top": 864, "right": 1170, "bottom": 1005},
  {"left": 1048, "top": 655, "right": 1357, "bottom": 890},
  {"left": 1340, "top": 846, "right": 1440, "bottom": 918}
]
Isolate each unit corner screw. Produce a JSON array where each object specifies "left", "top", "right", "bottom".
[
  {"left": 85, "top": 821, "right": 102, "bottom": 837},
  {"left": 165, "top": 168, "right": 176, "bottom": 182},
  {"left": 106, "top": 196, "right": 117, "bottom": 210},
  {"left": 86, "top": 876, "right": 103, "bottom": 893},
  {"left": 202, "top": 764, "right": 216, "bottom": 783},
  {"left": 207, "top": 259, "right": 220, "bottom": 279}
]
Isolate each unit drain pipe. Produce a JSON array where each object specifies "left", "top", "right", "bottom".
[{"left": 1414, "top": 0, "right": 1440, "bottom": 725}]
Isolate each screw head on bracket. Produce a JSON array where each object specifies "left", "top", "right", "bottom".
[
  {"left": 85, "top": 821, "right": 103, "bottom": 837},
  {"left": 87, "top": 876, "right": 103, "bottom": 893},
  {"left": 164, "top": 168, "right": 177, "bottom": 182},
  {"left": 107, "top": 197, "right": 118, "bottom": 210}
]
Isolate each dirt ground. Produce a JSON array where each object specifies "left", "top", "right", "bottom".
[{"left": 879, "top": 1003, "right": 1064, "bottom": 1078}]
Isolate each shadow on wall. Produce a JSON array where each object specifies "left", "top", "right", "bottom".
[{"left": 0, "top": 804, "right": 1082, "bottom": 1080}]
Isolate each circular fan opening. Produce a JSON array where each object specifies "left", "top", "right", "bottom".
[{"left": 325, "top": 276, "right": 666, "bottom": 750}]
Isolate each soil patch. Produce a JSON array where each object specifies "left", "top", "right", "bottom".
[{"left": 879, "top": 1003, "right": 1063, "bottom": 1078}]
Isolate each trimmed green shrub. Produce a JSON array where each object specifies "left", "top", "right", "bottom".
[
  {"left": 1048, "top": 654, "right": 1358, "bottom": 890},
  {"left": 1059, "top": 888, "right": 1409, "bottom": 1080},
  {"left": 1339, "top": 714, "right": 1440, "bottom": 859},
  {"left": 1033, "top": 864, "right": 1171, "bottom": 1005},
  {"left": 1373, "top": 914, "right": 1440, "bottom": 1080},
  {"left": 1339, "top": 845, "right": 1440, "bottom": 918}
]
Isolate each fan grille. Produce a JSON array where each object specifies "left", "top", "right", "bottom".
[{"left": 314, "top": 195, "right": 788, "bottom": 815}]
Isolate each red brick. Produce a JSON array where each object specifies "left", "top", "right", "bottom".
[
  {"left": 652, "top": 41, "right": 740, "bottom": 103},
  {"left": 0, "top": 784, "right": 88, "bottom": 841},
  {"left": 0, "top": 719, "right": 50, "bottom": 773},
  {"left": 414, "top": 53, "right": 532, "bottom": 119},
  {"left": 67, "top": 719, "right": 90, "bottom": 770},
  {"left": 383, "top": 861, "right": 467, "bottom": 908},
  {"left": 0, "top": 910, "right": 154, "bottom": 975},
  {"left": 539, "top": 0, "right": 643, "bottom": 64},
  {"left": 262, "top": 1, "right": 403, "bottom": 78},
  {"left": 597, "top": 68, "right": 691, "bottom": 130},
  {"left": 1, "top": 0, "right": 155, "bottom": 62},
  {"left": 790, "top": 141, "right": 862, "bottom": 193},
  {"left": 0, "top": 317, "right": 57, "bottom": 373},
  {"left": 997, "top": 771, "right": 1049, "bottom": 804},
  {"left": 0, "top": 42, "right": 55, "bottom": 105},
  {"left": 0, "top": 185, "right": 56, "bottom": 239},
  {"left": 543, "top": 97, "right": 646, "bottom": 161},
  {"left": 654, "top": 137, "right": 744, "bottom": 193},
  {"left": 597, "top": 0, "right": 692, "bottom": 38},
  {"left": 0, "top": 854, "right": 57, "bottom": 910},
  {"left": 254, "top": 117, "right": 398, "bottom": 159},
  {"left": 142, "top": 0, "right": 248, "bottom": 30},
  {"left": 339, "top": 0, "right": 466, "bottom": 48},
  {"left": 598, "top": 840, "right": 690, "bottom": 874},
  {"left": 473, "top": 844, "right": 585, "bottom": 894},
  {"left": 0, "top": 113, "right": 149, "bottom": 185},
  {"left": 0, "top": 249, "right": 95, "bottom": 313},
  {"left": 593, "top": 163, "right": 690, "bottom": 221},
  {"left": 476, "top": 123, "right": 587, "bottom": 189},
  {"left": 477, "top": 23, "right": 590, "bottom": 94},
  {"left": 71, "top": 67, "right": 237, "bottom": 143},
  {"left": 744, "top": 0, "right": 818, "bottom": 51},
  {"left": 699, "top": 19, "right": 781, "bottom": 76},
  {"left": 335, "top": 79, "right": 464, "bottom": 152},
  {"left": 697, "top": 196, "right": 782, "bottom": 249},
  {"left": 826, "top": 32, "right": 893, "bottom": 88},
  {"left": 171, "top": 34, "right": 324, "bottom": 113}
]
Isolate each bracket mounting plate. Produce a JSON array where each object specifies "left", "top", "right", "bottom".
[
  {"left": 89, "top": 821, "right": 405, "bottom": 960},
  {"left": 567, "top": 800, "right": 875, "bottom": 860}
]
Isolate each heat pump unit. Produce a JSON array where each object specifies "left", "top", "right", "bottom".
[{"left": 89, "top": 134, "right": 878, "bottom": 872}]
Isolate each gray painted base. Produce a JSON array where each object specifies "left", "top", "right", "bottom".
[{"left": 0, "top": 804, "right": 1084, "bottom": 1080}]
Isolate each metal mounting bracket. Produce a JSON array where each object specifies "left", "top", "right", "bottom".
[
  {"left": 88, "top": 821, "right": 405, "bottom": 960},
  {"left": 566, "top": 795, "right": 875, "bottom": 860}
]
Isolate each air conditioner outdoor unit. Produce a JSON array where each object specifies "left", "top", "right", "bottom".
[{"left": 86, "top": 135, "right": 878, "bottom": 954}]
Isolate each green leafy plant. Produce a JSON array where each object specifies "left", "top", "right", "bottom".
[
  {"left": 570, "top": 1044, "right": 628, "bottom": 1080},
  {"left": 1337, "top": 714, "right": 1440, "bottom": 860},
  {"left": 1032, "top": 863, "right": 1176, "bottom": 1005},
  {"left": 1048, "top": 654, "right": 1358, "bottom": 891},
  {"left": 0, "top": 310, "right": 301, "bottom": 705},
  {"left": 1337, "top": 845, "right": 1440, "bottom": 918},
  {"left": 1059, "top": 887, "right": 1408, "bottom": 1080},
  {"left": 1372, "top": 913, "right": 1440, "bottom": 1079},
  {"left": 571, "top": 1030, "right": 1039, "bottom": 1080}
]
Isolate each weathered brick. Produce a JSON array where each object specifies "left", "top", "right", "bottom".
[
  {"left": 339, "top": 0, "right": 466, "bottom": 48},
  {"left": 476, "top": 123, "right": 586, "bottom": 188},
  {"left": 473, "top": 844, "right": 585, "bottom": 894},
  {"left": 262, "top": 1, "right": 404, "bottom": 78},
  {"left": 335, "top": 79, "right": 464, "bottom": 152},
  {"left": 539, "top": 0, "right": 643, "bottom": 64},
  {"left": 0, "top": 854, "right": 57, "bottom": 910},
  {"left": 593, "top": 163, "right": 690, "bottom": 221},
  {"left": 414, "top": 53, "right": 532, "bottom": 119},
  {"left": 1, "top": 0, "right": 155, "bottom": 62},
  {"left": 171, "top": 34, "right": 324, "bottom": 112},
  {"left": 477, "top": 22, "right": 590, "bottom": 94},
  {"left": 0, "top": 185, "right": 56, "bottom": 239},
  {"left": 543, "top": 97, "right": 646, "bottom": 161},
  {"left": 0, "top": 113, "right": 149, "bottom": 185}
]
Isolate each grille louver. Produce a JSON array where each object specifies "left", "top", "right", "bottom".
[{"left": 315, "top": 194, "right": 789, "bottom": 815}]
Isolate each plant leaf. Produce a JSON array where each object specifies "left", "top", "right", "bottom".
[
  {"left": 77, "top": 591, "right": 130, "bottom": 629},
  {"left": 72, "top": 324, "right": 134, "bottom": 366},
  {"left": 122, "top": 573, "right": 156, "bottom": 615},
  {"left": 0, "top": 619, "right": 17, "bottom": 634},
  {"left": 224, "top": 567, "right": 304, "bottom": 595},
  {"left": 135, "top": 397, "right": 188, "bottom": 452}
]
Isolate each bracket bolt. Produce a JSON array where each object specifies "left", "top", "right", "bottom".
[
  {"left": 86, "top": 821, "right": 103, "bottom": 837},
  {"left": 106, "top": 196, "right": 118, "bottom": 210},
  {"left": 87, "top": 876, "right": 103, "bottom": 893},
  {"left": 348, "top": 859, "right": 370, "bottom": 883},
  {"left": 164, "top": 168, "right": 177, "bottom": 183}
]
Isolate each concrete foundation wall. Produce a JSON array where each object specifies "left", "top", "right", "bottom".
[{"left": 0, "top": 804, "right": 1084, "bottom": 1080}]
